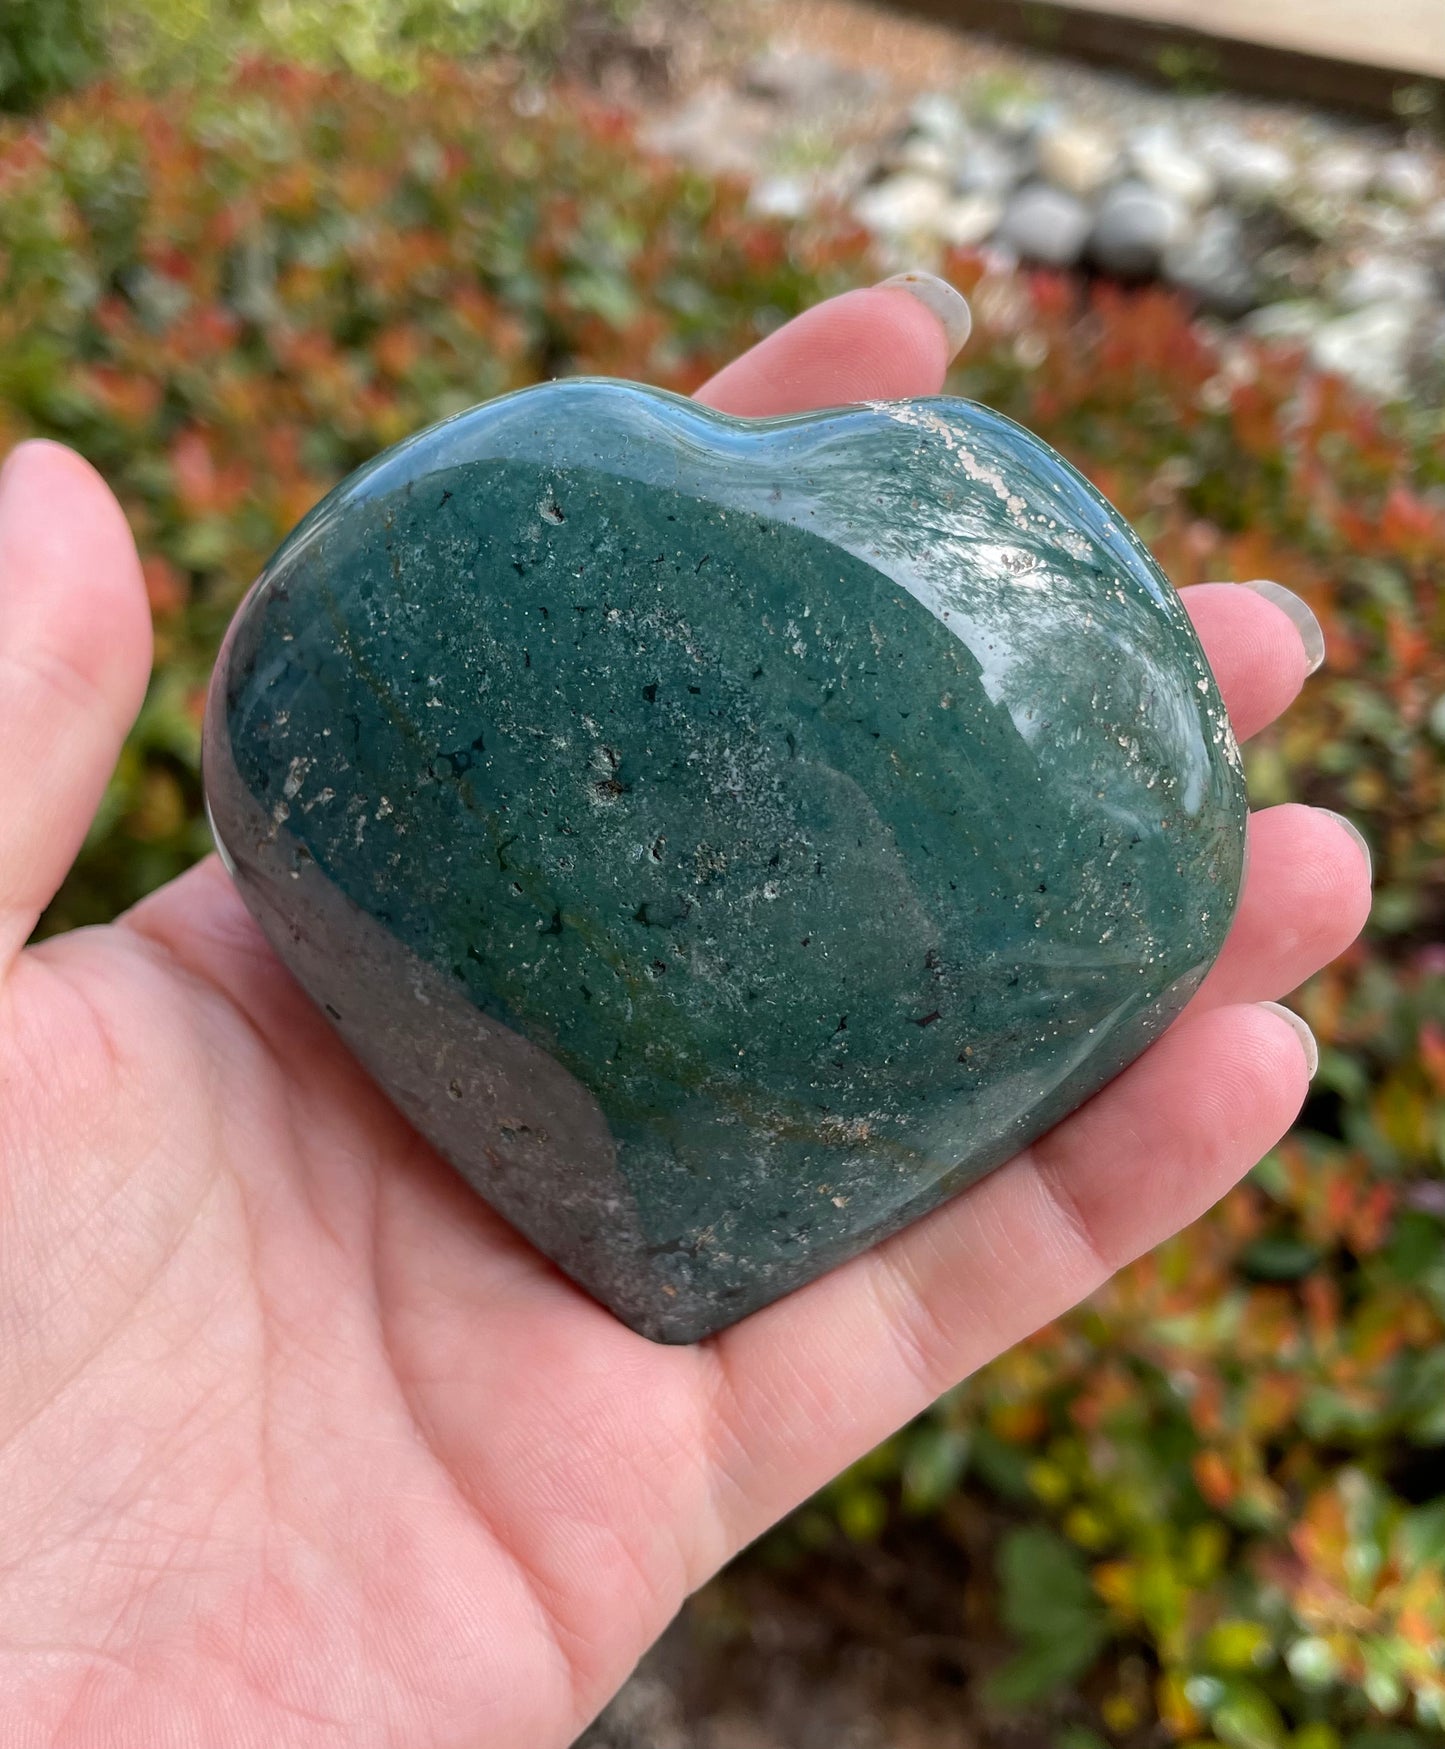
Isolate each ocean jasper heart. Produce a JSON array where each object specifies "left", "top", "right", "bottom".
[{"left": 204, "top": 379, "right": 1246, "bottom": 1342}]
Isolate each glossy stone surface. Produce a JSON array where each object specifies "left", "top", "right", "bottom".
[{"left": 204, "top": 379, "right": 1247, "bottom": 1342}]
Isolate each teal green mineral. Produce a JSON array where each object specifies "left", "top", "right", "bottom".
[{"left": 203, "top": 379, "right": 1247, "bottom": 1341}]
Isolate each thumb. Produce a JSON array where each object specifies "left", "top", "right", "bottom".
[{"left": 0, "top": 442, "right": 153, "bottom": 971}]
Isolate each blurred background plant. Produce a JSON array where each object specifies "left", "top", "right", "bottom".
[
  {"left": 0, "top": 14, "right": 1442, "bottom": 1745},
  {"left": 0, "top": 0, "right": 106, "bottom": 111},
  {"left": 0, "top": 0, "right": 643, "bottom": 102}
]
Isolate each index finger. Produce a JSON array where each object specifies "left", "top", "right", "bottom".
[{"left": 695, "top": 274, "right": 968, "bottom": 415}]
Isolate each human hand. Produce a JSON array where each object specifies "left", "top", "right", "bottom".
[{"left": 0, "top": 281, "right": 1370, "bottom": 1747}]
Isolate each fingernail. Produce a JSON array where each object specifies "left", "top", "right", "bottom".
[
  {"left": 876, "top": 271, "right": 972, "bottom": 361},
  {"left": 1240, "top": 579, "right": 1325, "bottom": 676},
  {"left": 1315, "top": 809, "right": 1373, "bottom": 883},
  {"left": 1257, "top": 1001, "right": 1319, "bottom": 1079}
]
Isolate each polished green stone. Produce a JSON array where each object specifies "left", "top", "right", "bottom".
[{"left": 204, "top": 379, "right": 1246, "bottom": 1341}]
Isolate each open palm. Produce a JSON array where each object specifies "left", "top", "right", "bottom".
[{"left": 0, "top": 286, "right": 1370, "bottom": 1748}]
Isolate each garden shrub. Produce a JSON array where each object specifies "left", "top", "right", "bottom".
[
  {"left": 0, "top": 60, "right": 1441, "bottom": 1746},
  {"left": 3, "top": 0, "right": 647, "bottom": 110},
  {"left": 110, "top": 0, "right": 642, "bottom": 86},
  {"left": 0, "top": 0, "right": 104, "bottom": 112}
]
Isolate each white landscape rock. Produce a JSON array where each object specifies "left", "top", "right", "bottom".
[
  {"left": 637, "top": 29, "right": 1445, "bottom": 407},
  {"left": 1034, "top": 120, "right": 1120, "bottom": 197},
  {"left": 1162, "top": 206, "right": 1256, "bottom": 313},
  {"left": 1359, "top": 201, "right": 1415, "bottom": 248},
  {"left": 955, "top": 135, "right": 1025, "bottom": 198},
  {"left": 1202, "top": 132, "right": 1294, "bottom": 200},
  {"left": 908, "top": 92, "right": 970, "bottom": 150},
  {"left": 748, "top": 175, "right": 814, "bottom": 221},
  {"left": 1334, "top": 254, "right": 1438, "bottom": 310},
  {"left": 997, "top": 182, "right": 1093, "bottom": 267},
  {"left": 938, "top": 191, "right": 1005, "bottom": 248},
  {"left": 1376, "top": 150, "right": 1437, "bottom": 207},
  {"left": 896, "top": 134, "right": 955, "bottom": 179},
  {"left": 1308, "top": 143, "right": 1377, "bottom": 200},
  {"left": 1128, "top": 125, "right": 1215, "bottom": 208},
  {"left": 853, "top": 173, "right": 952, "bottom": 237},
  {"left": 1090, "top": 180, "right": 1186, "bottom": 277},
  {"left": 1310, "top": 301, "right": 1420, "bottom": 401},
  {"left": 1245, "top": 299, "right": 1329, "bottom": 344}
]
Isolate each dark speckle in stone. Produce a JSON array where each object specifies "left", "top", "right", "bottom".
[{"left": 203, "top": 377, "right": 1246, "bottom": 1343}]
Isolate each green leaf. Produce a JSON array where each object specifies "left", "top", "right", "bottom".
[
  {"left": 1240, "top": 1234, "right": 1325, "bottom": 1281},
  {"left": 1384, "top": 1210, "right": 1445, "bottom": 1285},
  {"left": 970, "top": 1427, "right": 1036, "bottom": 1502},
  {"left": 834, "top": 1481, "right": 888, "bottom": 1543},
  {"left": 986, "top": 1526, "right": 1108, "bottom": 1708},
  {"left": 1398, "top": 1500, "right": 1445, "bottom": 1569},
  {"left": 0, "top": 0, "right": 102, "bottom": 111},
  {"left": 1211, "top": 1680, "right": 1289, "bottom": 1749},
  {"left": 1348, "top": 1732, "right": 1430, "bottom": 1749},
  {"left": 988, "top": 1637, "right": 1099, "bottom": 1710},
  {"left": 900, "top": 1424, "right": 970, "bottom": 1515}
]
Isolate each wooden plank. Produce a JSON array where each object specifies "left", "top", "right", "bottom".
[
  {"left": 1045, "top": 0, "right": 1445, "bottom": 81},
  {"left": 888, "top": 0, "right": 1445, "bottom": 116}
]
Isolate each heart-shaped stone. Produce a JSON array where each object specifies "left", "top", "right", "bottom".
[{"left": 204, "top": 380, "right": 1246, "bottom": 1341}]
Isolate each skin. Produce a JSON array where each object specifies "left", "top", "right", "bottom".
[{"left": 0, "top": 287, "right": 1371, "bottom": 1748}]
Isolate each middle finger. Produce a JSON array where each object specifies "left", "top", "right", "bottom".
[{"left": 1180, "top": 580, "right": 1322, "bottom": 744}]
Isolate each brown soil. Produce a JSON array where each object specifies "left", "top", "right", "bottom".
[{"left": 578, "top": 1510, "right": 1150, "bottom": 1749}]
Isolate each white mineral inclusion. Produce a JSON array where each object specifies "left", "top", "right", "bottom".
[
  {"left": 869, "top": 399, "right": 1036, "bottom": 517},
  {"left": 839, "top": 400, "right": 1119, "bottom": 729}
]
